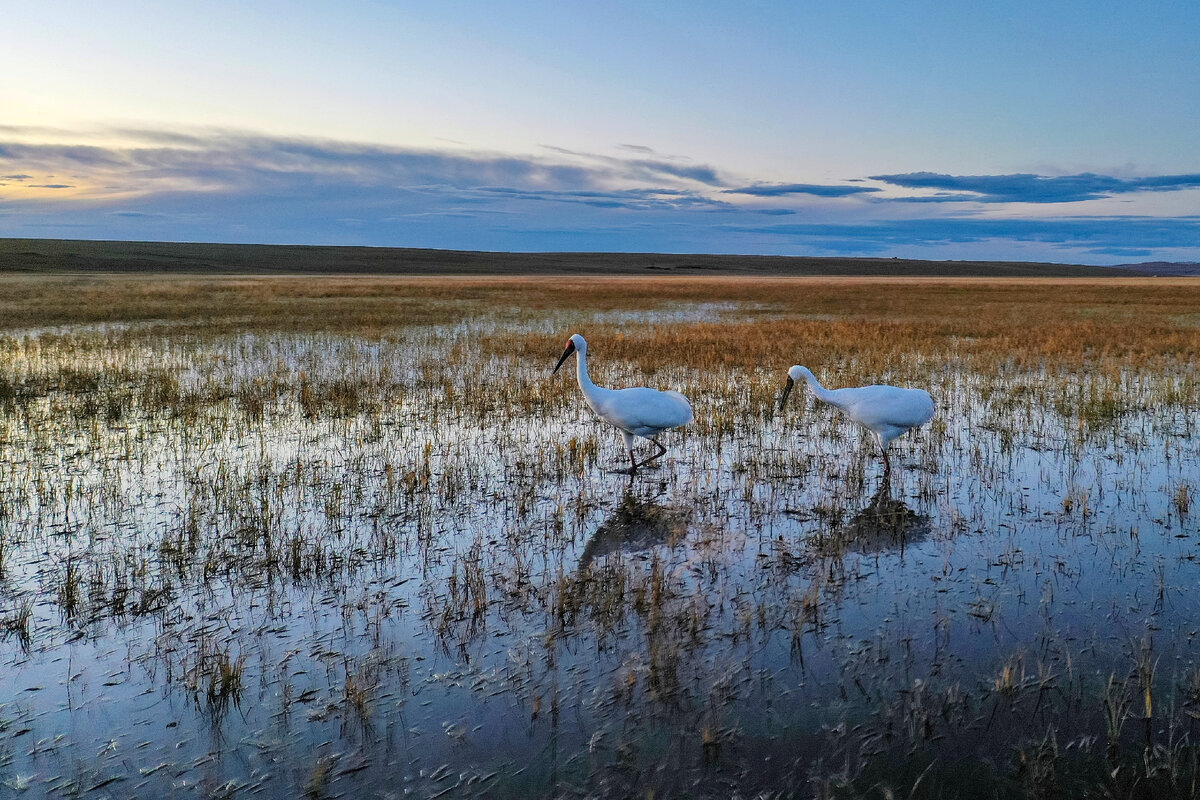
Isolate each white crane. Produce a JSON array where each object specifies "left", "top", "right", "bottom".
[
  {"left": 779, "top": 365, "right": 934, "bottom": 474},
  {"left": 554, "top": 334, "right": 693, "bottom": 474}
]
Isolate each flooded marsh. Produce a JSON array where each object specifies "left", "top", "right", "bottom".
[{"left": 1, "top": 275, "right": 1200, "bottom": 798}]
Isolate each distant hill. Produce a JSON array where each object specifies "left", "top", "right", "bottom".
[
  {"left": 1115, "top": 261, "right": 1200, "bottom": 277},
  {"left": 0, "top": 237, "right": 1144, "bottom": 278}
]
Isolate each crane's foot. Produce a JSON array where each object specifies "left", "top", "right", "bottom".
[
  {"left": 606, "top": 449, "right": 641, "bottom": 476},
  {"left": 634, "top": 440, "right": 668, "bottom": 469}
]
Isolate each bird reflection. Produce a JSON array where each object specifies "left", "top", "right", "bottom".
[
  {"left": 823, "top": 480, "right": 931, "bottom": 555},
  {"left": 579, "top": 490, "right": 689, "bottom": 569}
]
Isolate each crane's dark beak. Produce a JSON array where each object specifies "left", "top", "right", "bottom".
[
  {"left": 778, "top": 376, "right": 794, "bottom": 411},
  {"left": 553, "top": 340, "right": 577, "bottom": 375}
]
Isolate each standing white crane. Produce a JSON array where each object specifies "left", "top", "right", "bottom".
[
  {"left": 554, "top": 334, "right": 693, "bottom": 474},
  {"left": 778, "top": 365, "right": 934, "bottom": 474}
]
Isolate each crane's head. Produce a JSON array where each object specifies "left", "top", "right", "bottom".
[
  {"left": 553, "top": 334, "right": 586, "bottom": 375},
  {"left": 778, "top": 365, "right": 806, "bottom": 411}
]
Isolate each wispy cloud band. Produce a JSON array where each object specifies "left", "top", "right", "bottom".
[
  {"left": 721, "top": 216, "right": 1200, "bottom": 256},
  {"left": 871, "top": 171, "right": 1200, "bottom": 203},
  {"left": 725, "top": 183, "right": 880, "bottom": 197},
  {"left": 1, "top": 127, "right": 1198, "bottom": 264}
]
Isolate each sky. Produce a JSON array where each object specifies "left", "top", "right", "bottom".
[{"left": 2, "top": 1, "right": 1199, "bottom": 264}]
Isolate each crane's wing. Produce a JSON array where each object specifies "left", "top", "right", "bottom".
[{"left": 597, "top": 387, "right": 693, "bottom": 436}]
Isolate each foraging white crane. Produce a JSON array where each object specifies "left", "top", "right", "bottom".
[
  {"left": 554, "top": 334, "right": 693, "bottom": 474},
  {"left": 778, "top": 365, "right": 934, "bottom": 474}
]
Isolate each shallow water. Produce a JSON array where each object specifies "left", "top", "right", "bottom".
[{"left": 1, "top": 317, "right": 1198, "bottom": 798}]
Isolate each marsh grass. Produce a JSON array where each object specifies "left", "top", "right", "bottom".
[{"left": 1, "top": 275, "right": 1199, "bottom": 798}]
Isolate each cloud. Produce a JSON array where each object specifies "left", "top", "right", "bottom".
[
  {"left": 725, "top": 183, "right": 881, "bottom": 197},
  {"left": 871, "top": 171, "right": 1200, "bottom": 203},
  {"left": 476, "top": 186, "right": 730, "bottom": 210},
  {"left": 2, "top": 125, "right": 1198, "bottom": 264},
  {"left": 28, "top": 183, "right": 72, "bottom": 189},
  {"left": 721, "top": 216, "right": 1200, "bottom": 253},
  {"left": 0, "top": 142, "right": 131, "bottom": 170},
  {"left": 0, "top": 131, "right": 733, "bottom": 202},
  {"left": 625, "top": 159, "right": 724, "bottom": 185},
  {"left": 540, "top": 144, "right": 725, "bottom": 184},
  {"left": 1086, "top": 247, "right": 1155, "bottom": 257}
]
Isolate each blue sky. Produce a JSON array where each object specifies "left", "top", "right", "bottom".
[{"left": 2, "top": 2, "right": 1198, "bottom": 263}]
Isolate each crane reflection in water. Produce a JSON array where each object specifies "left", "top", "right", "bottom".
[
  {"left": 815, "top": 479, "right": 932, "bottom": 557},
  {"left": 579, "top": 488, "right": 690, "bottom": 569}
]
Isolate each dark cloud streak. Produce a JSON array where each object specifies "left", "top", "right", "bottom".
[
  {"left": 477, "top": 186, "right": 731, "bottom": 210},
  {"left": 872, "top": 171, "right": 1200, "bottom": 203},
  {"left": 726, "top": 183, "right": 881, "bottom": 197},
  {"left": 721, "top": 216, "right": 1200, "bottom": 252}
]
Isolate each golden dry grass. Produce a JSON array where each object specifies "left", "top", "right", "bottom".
[
  {"left": 3, "top": 275, "right": 1196, "bottom": 436},
  {"left": 3, "top": 275, "right": 1199, "bottom": 368},
  {"left": 4, "top": 274, "right": 1197, "bottom": 429}
]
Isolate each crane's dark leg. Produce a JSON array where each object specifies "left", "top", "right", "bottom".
[
  {"left": 874, "top": 432, "right": 893, "bottom": 478},
  {"left": 611, "top": 430, "right": 639, "bottom": 475},
  {"left": 635, "top": 439, "right": 668, "bottom": 469}
]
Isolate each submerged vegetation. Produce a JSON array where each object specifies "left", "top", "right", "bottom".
[{"left": 1, "top": 274, "right": 1199, "bottom": 798}]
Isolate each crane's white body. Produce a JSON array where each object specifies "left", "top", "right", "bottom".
[
  {"left": 556, "top": 334, "right": 693, "bottom": 473},
  {"left": 783, "top": 365, "right": 934, "bottom": 472}
]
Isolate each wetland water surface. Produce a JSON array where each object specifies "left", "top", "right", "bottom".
[{"left": 1, "top": 279, "right": 1200, "bottom": 798}]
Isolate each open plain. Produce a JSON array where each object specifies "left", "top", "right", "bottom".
[{"left": 2, "top": 271, "right": 1200, "bottom": 798}]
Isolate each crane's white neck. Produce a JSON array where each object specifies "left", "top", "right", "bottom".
[
  {"left": 574, "top": 342, "right": 600, "bottom": 397},
  {"left": 792, "top": 366, "right": 841, "bottom": 406}
]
